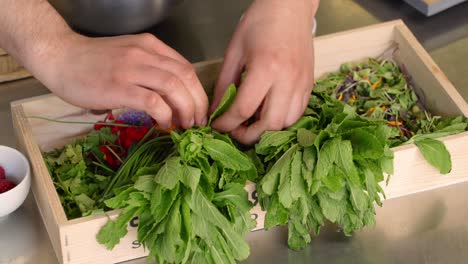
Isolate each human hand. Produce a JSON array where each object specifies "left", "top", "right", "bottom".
[
  {"left": 211, "top": 0, "right": 319, "bottom": 144},
  {"left": 39, "top": 33, "right": 208, "bottom": 129}
]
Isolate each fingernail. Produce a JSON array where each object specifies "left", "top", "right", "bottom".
[
  {"left": 189, "top": 118, "right": 195, "bottom": 127},
  {"left": 201, "top": 116, "right": 207, "bottom": 127}
]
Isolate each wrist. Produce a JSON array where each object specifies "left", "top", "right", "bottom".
[{"left": 252, "top": 0, "right": 319, "bottom": 28}]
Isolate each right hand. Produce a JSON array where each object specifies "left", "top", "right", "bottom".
[{"left": 39, "top": 33, "right": 208, "bottom": 129}]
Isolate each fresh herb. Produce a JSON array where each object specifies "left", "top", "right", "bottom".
[
  {"left": 313, "top": 58, "right": 467, "bottom": 173},
  {"left": 256, "top": 100, "right": 392, "bottom": 250},
  {"left": 97, "top": 86, "right": 257, "bottom": 263},
  {"left": 44, "top": 112, "right": 172, "bottom": 219}
]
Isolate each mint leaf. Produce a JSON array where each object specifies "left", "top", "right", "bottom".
[
  {"left": 180, "top": 165, "right": 201, "bottom": 193},
  {"left": 256, "top": 131, "right": 295, "bottom": 155},
  {"left": 345, "top": 128, "right": 384, "bottom": 160},
  {"left": 264, "top": 194, "right": 289, "bottom": 229},
  {"left": 96, "top": 206, "right": 139, "bottom": 249},
  {"left": 213, "top": 183, "right": 253, "bottom": 213},
  {"left": 155, "top": 157, "right": 182, "bottom": 189},
  {"left": 260, "top": 145, "right": 298, "bottom": 195},
  {"left": 203, "top": 138, "right": 252, "bottom": 171},
  {"left": 209, "top": 83, "right": 237, "bottom": 125},
  {"left": 415, "top": 138, "right": 452, "bottom": 174},
  {"left": 335, "top": 140, "right": 360, "bottom": 185},
  {"left": 297, "top": 128, "right": 316, "bottom": 147},
  {"left": 134, "top": 175, "right": 155, "bottom": 193},
  {"left": 290, "top": 150, "right": 305, "bottom": 201},
  {"left": 315, "top": 138, "right": 339, "bottom": 179}
]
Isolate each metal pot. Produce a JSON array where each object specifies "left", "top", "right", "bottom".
[{"left": 49, "top": 0, "right": 183, "bottom": 35}]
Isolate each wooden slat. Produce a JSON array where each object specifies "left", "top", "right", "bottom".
[
  {"left": 0, "top": 51, "right": 32, "bottom": 83},
  {"left": 394, "top": 24, "right": 468, "bottom": 117},
  {"left": 10, "top": 104, "right": 68, "bottom": 263}
]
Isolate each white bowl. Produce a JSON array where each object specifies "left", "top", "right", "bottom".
[{"left": 0, "top": 146, "right": 31, "bottom": 218}]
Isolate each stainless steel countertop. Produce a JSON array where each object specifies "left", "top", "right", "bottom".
[{"left": 1, "top": 0, "right": 468, "bottom": 263}]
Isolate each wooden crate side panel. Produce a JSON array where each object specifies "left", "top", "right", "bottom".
[
  {"left": 61, "top": 217, "right": 146, "bottom": 264},
  {"left": 10, "top": 104, "right": 67, "bottom": 263},
  {"left": 19, "top": 96, "right": 108, "bottom": 151},
  {"left": 393, "top": 24, "right": 468, "bottom": 117},
  {"left": 60, "top": 182, "right": 263, "bottom": 264},
  {"left": 193, "top": 58, "right": 222, "bottom": 96},
  {"left": 313, "top": 20, "right": 399, "bottom": 78},
  {"left": 384, "top": 132, "right": 468, "bottom": 199}
]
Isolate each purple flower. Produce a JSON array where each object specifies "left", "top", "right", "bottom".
[{"left": 118, "top": 110, "right": 153, "bottom": 127}]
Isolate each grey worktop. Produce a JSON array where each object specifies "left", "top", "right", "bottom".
[{"left": 1, "top": 0, "right": 468, "bottom": 263}]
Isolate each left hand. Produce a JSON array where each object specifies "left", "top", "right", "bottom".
[{"left": 211, "top": 0, "right": 319, "bottom": 145}]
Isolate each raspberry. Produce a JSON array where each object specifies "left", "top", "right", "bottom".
[
  {"left": 0, "top": 179, "right": 16, "bottom": 194},
  {"left": 0, "top": 166, "right": 5, "bottom": 180}
]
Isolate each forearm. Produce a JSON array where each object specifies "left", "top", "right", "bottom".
[{"left": 0, "top": 0, "right": 76, "bottom": 79}]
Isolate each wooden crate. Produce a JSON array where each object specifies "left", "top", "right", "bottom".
[
  {"left": 10, "top": 20, "right": 468, "bottom": 264},
  {"left": 0, "top": 48, "right": 32, "bottom": 83}
]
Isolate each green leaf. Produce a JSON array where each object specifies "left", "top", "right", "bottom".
[
  {"left": 302, "top": 146, "right": 316, "bottom": 171},
  {"left": 189, "top": 189, "right": 234, "bottom": 230},
  {"left": 180, "top": 165, "right": 201, "bottom": 193},
  {"left": 278, "top": 154, "right": 294, "bottom": 208},
  {"left": 361, "top": 166, "right": 377, "bottom": 200},
  {"left": 314, "top": 138, "right": 339, "bottom": 179},
  {"left": 133, "top": 175, "right": 155, "bottom": 193},
  {"left": 335, "top": 140, "right": 360, "bottom": 185},
  {"left": 244, "top": 149, "right": 265, "bottom": 176},
  {"left": 290, "top": 150, "right": 305, "bottom": 201},
  {"left": 189, "top": 189, "right": 250, "bottom": 260},
  {"left": 297, "top": 128, "right": 317, "bottom": 147},
  {"left": 317, "top": 191, "right": 342, "bottom": 222},
  {"left": 159, "top": 199, "right": 183, "bottom": 263},
  {"left": 287, "top": 200, "right": 312, "bottom": 250},
  {"left": 213, "top": 183, "right": 253, "bottom": 213},
  {"left": 380, "top": 146, "right": 394, "bottom": 176},
  {"left": 209, "top": 83, "right": 237, "bottom": 125},
  {"left": 155, "top": 157, "right": 182, "bottom": 189},
  {"left": 415, "top": 138, "right": 452, "bottom": 174},
  {"left": 127, "top": 192, "right": 148, "bottom": 207},
  {"left": 151, "top": 184, "right": 180, "bottom": 224},
  {"left": 256, "top": 131, "right": 295, "bottom": 155},
  {"left": 97, "top": 206, "right": 139, "bottom": 249},
  {"left": 260, "top": 145, "right": 298, "bottom": 195},
  {"left": 203, "top": 138, "right": 252, "bottom": 171},
  {"left": 287, "top": 116, "right": 319, "bottom": 131},
  {"left": 75, "top": 193, "right": 96, "bottom": 214},
  {"left": 348, "top": 182, "right": 368, "bottom": 213},
  {"left": 264, "top": 194, "right": 289, "bottom": 229},
  {"left": 345, "top": 128, "right": 384, "bottom": 160},
  {"left": 322, "top": 166, "right": 344, "bottom": 192},
  {"left": 104, "top": 187, "right": 135, "bottom": 209}
]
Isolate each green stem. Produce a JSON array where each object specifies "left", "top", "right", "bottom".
[
  {"left": 91, "top": 161, "right": 115, "bottom": 174},
  {"left": 28, "top": 115, "right": 135, "bottom": 127},
  {"left": 105, "top": 145, "right": 124, "bottom": 164}
]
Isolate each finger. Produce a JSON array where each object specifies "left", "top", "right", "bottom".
[
  {"left": 230, "top": 85, "right": 291, "bottom": 145},
  {"left": 130, "top": 65, "right": 196, "bottom": 129},
  {"left": 144, "top": 54, "right": 208, "bottom": 126},
  {"left": 129, "top": 33, "right": 191, "bottom": 64},
  {"left": 117, "top": 86, "right": 173, "bottom": 129},
  {"left": 285, "top": 90, "right": 308, "bottom": 127},
  {"left": 211, "top": 45, "right": 244, "bottom": 113},
  {"left": 211, "top": 66, "right": 272, "bottom": 132}
]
